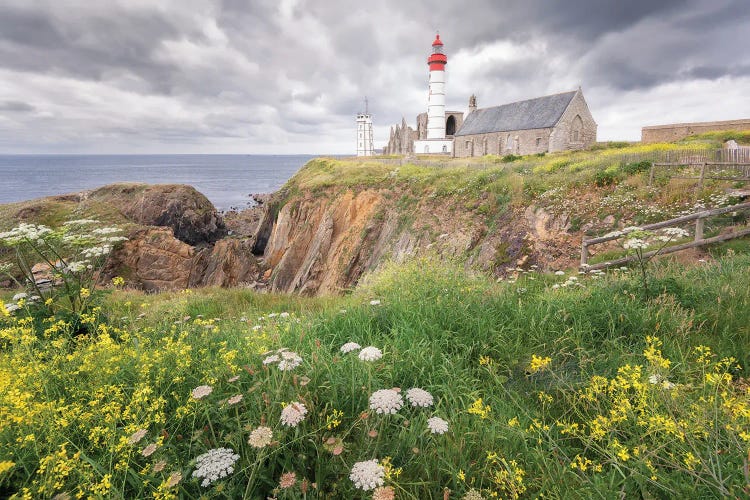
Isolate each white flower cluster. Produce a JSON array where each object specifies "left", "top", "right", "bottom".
[
  {"left": 427, "top": 416, "right": 449, "bottom": 435},
  {"left": 82, "top": 245, "right": 113, "bottom": 259},
  {"left": 63, "top": 219, "right": 99, "bottom": 226},
  {"left": 661, "top": 227, "right": 689, "bottom": 238},
  {"left": 349, "top": 459, "right": 385, "bottom": 491},
  {"left": 405, "top": 388, "right": 434, "bottom": 407},
  {"left": 369, "top": 389, "right": 403, "bottom": 415},
  {"left": 358, "top": 346, "right": 382, "bottom": 362},
  {"left": 191, "top": 385, "right": 213, "bottom": 399},
  {"left": 340, "top": 341, "right": 361, "bottom": 354},
  {"left": 648, "top": 373, "right": 676, "bottom": 390},
  {"left": 65, "top": 260, "right": 89, "bottom": 273},
  {"left": 263, "top": 348, "right": 303, "bottom": 371},
  {"left": 623, "top": 238, "right": 649, "bottom": 250},
  {"left": 280, "top": 402, "right": 308, "bottom": 427},
  {"left": 0, "top": 223, "right": 53, "bottom": 244},
  {"left": 192, "top": 447, "right": 240, "bottom": 487},
  {"left": 92, "top": 227, "right": 122, "bottom": 235},
  {"left": 247, "top": 426, "right": 273, "bottom": 448}
]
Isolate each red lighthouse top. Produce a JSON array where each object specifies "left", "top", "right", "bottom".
[{"left": 427, "top": 33, "right": 447, "bottom": 71}]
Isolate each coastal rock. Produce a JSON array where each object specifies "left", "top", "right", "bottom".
[
  {"left": 105, "top": 227, "right": 260, "bottom": 291},
  {"left": 89, "top": 183, "right": 227, "bottom": 245}
]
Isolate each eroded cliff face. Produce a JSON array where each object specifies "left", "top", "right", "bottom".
[{"left": 253, "top": 187, "right": 581, "bottom": 295}]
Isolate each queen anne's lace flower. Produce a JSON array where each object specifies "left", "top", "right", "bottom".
[
  {"left": 278, "top": 351, "right": 303, "bottom": 371},
  {"left": 191, "top": 385, "right": 213, "bottom": 399},
  {"left": 279, "top": 471, "right": 297, "bottom": 489},
  {"left": 405, "top": 388, "right": 434, "bottom": 407},
  {"left": 248, "top": 426, "right": 273, "bottom": 448},
  {"left": 372, "top": 485, "right": 396, "bottom": 500},
  {"left": 349, "top": 459, "right": 385, "bottom": 491},
  {"left": 128, "top": 429, "right": 148, "bottom": 444},
  {"left": 227, "top": 394, "right": 243, "bottom": 405},
  {"left": 427, "top": 416, "right": 449, "bottom": 435},
  {"left": 623, "top": 238, "right": 649, "bottom": 250},
  {"left": 280, "top": 402, "right": 308, "bottom": 427},
  {"left": 263, "top": 354, "right": 280, "bottom": 365},
  {"left": 340, "top": 342, "right": 362, "bottom": 354},
  {"left": 369, "top": 389, "right": 403, "bottom": 415},
  {"left": 192, "top": 448, "right": 240, "bottom": 487},
  {"left": 358, "top": 346, "right": 383, "bottom": 362}
]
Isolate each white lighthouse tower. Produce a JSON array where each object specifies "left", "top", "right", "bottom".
[
  {"left": 356, "top": 97, "right": 374, "bottom": 156},
  {"left": 414, "top": 33, "right": 453, "bottom": 154}
]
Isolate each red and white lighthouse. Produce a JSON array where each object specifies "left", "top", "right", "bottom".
[
  {"left": 427, "top": 34, "right": 447, "bottom": 140},
  {"left": 414, "top": 33, "right": 453, "bottom": 154}
]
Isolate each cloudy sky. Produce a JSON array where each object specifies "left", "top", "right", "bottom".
[{"left": 0, "top": 0, "right": 748, "bottom": 154}]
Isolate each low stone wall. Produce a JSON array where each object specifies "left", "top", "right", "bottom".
[{"left": 642, "top": 119, "right": 750, "bottom": 143}]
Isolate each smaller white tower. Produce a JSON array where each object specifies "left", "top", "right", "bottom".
[{"left": 356, "top": 97, "right": 374, "bottom": 157}]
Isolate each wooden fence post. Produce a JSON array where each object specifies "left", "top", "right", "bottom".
[
  {"left": 649, "top": 164, "right": 655, "bottom": 186},
  {"left": 698, "top": 162, "right": 707, "bottom": 190},
  {"left": 695, "top": 218, "right": 704, "bottom": 242},
  {"left": 580, "top": 241, "right": 589, "bottom": 267}
]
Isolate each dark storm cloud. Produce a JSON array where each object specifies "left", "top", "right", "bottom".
[
  {"left": 0, "top": 0, "right": 746, "bottom": 152},
  {"left": 0, "top": 101, "right": 35, "bottom": 112}
]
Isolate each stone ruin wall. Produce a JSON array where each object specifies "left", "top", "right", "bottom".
[
  {"left": 453, "top": 128, "right": 553, "bottom": 157},
  {"left": 642, "top": 119, "right": 750, "bottom": 144}
]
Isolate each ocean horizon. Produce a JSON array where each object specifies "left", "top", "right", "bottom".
[{"left": 0, "top": 154, "right": 323, "bottom": 212}]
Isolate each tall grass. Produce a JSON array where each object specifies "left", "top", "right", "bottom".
[{"left": 1, "top": 256, "right": 749, "bottom": 498}]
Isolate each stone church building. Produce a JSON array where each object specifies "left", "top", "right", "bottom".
[{"left": 453, "top": 88, "right": 596, "bottom": 157}]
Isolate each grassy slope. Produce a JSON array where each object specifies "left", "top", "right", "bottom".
[{"left": 2, "top": 254, "right": 749, "bottom": 498}]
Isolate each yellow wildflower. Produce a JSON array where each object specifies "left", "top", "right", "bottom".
[
  {"left": 468, "top": 398, "right": 491, "bottom": 419},
  {"left": 527, "top": 354, "right": 552, "bottom": 373}
]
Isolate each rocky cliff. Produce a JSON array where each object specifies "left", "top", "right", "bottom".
[{"left": 252, "top": 179, "right": 580, "bottom": 295}]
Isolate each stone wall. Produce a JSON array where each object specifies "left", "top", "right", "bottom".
[
  {"left": 549, "top": 90, "right": 597, "bottom": 152},
  {"left": 453, "top": 128, "right": 553, "bottom": 157},
  {"left": 642, "top": 119, "right": 750, "bottom": 143}
]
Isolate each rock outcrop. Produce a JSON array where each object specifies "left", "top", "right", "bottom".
[
  {"left": 104, "top": 227, "right": 260, "bottom": 291},
  {"left": 252, "top": 186, "right": 581, "bottom": 295},
  {"left": 89, "top": 183, "right": 226, "bottom": 245}
]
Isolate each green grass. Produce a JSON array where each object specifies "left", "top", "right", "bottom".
[{"left": 2, "top": 255, "right": 749, "bottom": 498}]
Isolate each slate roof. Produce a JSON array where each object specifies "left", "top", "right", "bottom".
[{"left": 455, "top": 91, "right": 577, "bottom": 136}]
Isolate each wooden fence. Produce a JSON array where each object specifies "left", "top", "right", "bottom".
[
  {"left": 648, "top": 161, "right": 750, "bottom": 187},
  {"left": 580, "top": 201, "right": 750, "bottom": 271}
]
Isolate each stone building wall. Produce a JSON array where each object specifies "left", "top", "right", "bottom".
[
  {"left": 548, "top": 90, "right": 597, "bottom": 152},
  {"left": 453, "top": 128, "right": 553, "bottom": 157},
  {"left": 642, "top": 119, "right": 750, "bottom": 144}
]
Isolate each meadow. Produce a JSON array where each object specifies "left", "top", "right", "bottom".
[{"left": 2, "top": 251, "right": 749, "bottom": 499}]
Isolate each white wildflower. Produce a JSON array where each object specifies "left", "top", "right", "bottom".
[
  {"left": 263, "top": 354, "right": 280, "bottom": 365},
  {"left": 648, "top": 373, "right": 676, "bottom": 390},
  {"left": 340, "top": 342, "right": 361, "bottom": 354},
  {"left": 191, "top": 385, "right": 213, "bottom": 399},
  {"left": 349, "top": 459, "right": 385, "bottom": 491},
  {"left": 12, "top": 292, "right": 27, "bottom": 302},
  {"left": 369, "top": 299, "right": 381, "bottom": 306},
  {"left": 63, "top": 219, "right": 99, "bottom": 226},
  {"left": 554, "top": 270, "right": 565, "bottom": 276},
  {"left": 65, "top": 260, "right": 89, "bottom": 273},
  {"left": 128, "top": 429, "right": 148, "bottom": 444},
  {"left": 405, "top": 388, "right": 434, "bottom": 407},
  {"left": 278, "top": 351, "right": 303, "bottom": 371},
  {"left": 280, "top": 402, "right": 308, "bottom": 427},
  {"left": 92, "top": 227, "right": 121, "bottom": 235},
  {"left": 623, "top": 238, "right": 649, "bottom": 250},
  {"left": 660, "top": 227, "right": 689, "bottom": 238},
  {"left": 427, "top": 416, "right": 449, "bottom": 435},
  {"left": 247, "top": 426, "right": 273, "bottom": 448},
  {"left": 227, "top": 394, "right": 243, "bottom": 405},
  {"left": 358, "top": 346, "right": 382, "bottom": 362},
  {"left": 279, "top": 312, "right": 290, "bottom": 318},
  {"left": 192, "top": 447, "right": 240, "bottom": 487},
  {"left": 369, "top": 389, "right": 404, "bottom": 415}
]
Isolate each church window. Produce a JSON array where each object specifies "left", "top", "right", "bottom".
[
  {"left": 506, "top": 134, "right": 512, "bottom": 150},
  {"left": 482, "top": 137, "right": 488, "bottom": 155},
  {"left": 442, "top": 144, "right": 447, "bottom": 153},
  {"left": 571, "top": 115, "right": 583, "bottom": 143},
  {"left": 536, "top": 138, "right": 541, "bottom": 147},
  {"left": 498, "top": 139, "right": 503, "bottom": 154}
]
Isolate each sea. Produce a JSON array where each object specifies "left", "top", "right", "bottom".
[{"left": 0, "top": 154, "right": 319, "bottom": 212}]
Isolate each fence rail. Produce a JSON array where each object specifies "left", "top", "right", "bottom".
[{"left": 580, "top": 201, "right": 750, "bottom": 271}]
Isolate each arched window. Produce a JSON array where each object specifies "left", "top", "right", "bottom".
[
  {"left": 446, "top": 115, "right": 456, "bottom": 136},
  {"left": 506, "top": 134, "right": 513, "bottom": 150},
  {"left": 571, "top": 115, "right": 583, "bottom": 143},
  {"left": 482, "top": 137, "right": 488, "bottom": 155},
  {"left": 498, "top": 138, "right": 503, "bottom": 154}
]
